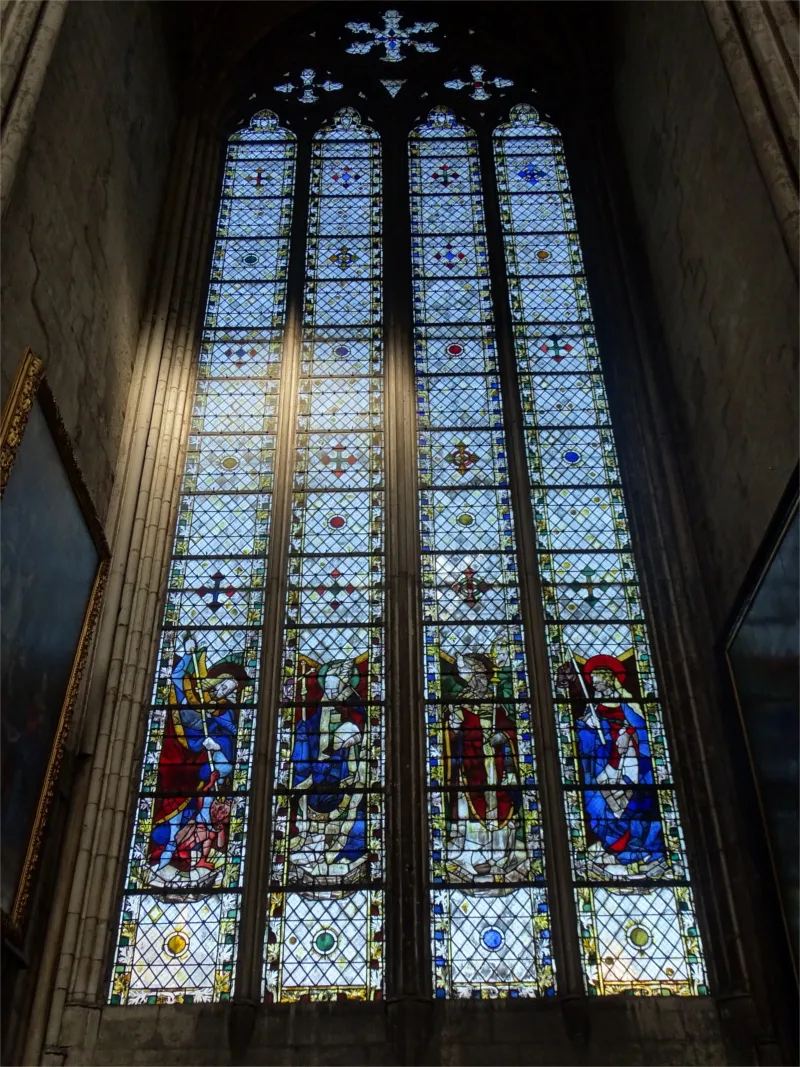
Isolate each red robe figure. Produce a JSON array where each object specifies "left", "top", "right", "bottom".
[{"left": 148, "top": 633, "right": 248, "bottom": 885}]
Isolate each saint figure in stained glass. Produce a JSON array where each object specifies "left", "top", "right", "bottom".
[
  {"left": 284, "top": 653, "right": 369, "bottom": 883},
  {"left": 557, "top": 652, "right": 667, "bottom": 879},
  {"left": 440, "top": 646, "right": 528, "bottom": 883},
  {"left": 148, "top": 633, "right": 249, "bottom": 889}
]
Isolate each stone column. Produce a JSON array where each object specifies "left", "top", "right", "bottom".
[
  {"left": 24, "top": 114, "right": 223, "bottom": 1066},
  {"left": 705, "top": 0, "right": 799, "bottom": 275},
  {"left": 1, "top": 0, "right": 69, "bottom": 220}
]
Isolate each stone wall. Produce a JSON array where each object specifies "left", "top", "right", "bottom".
[
  {"left": 611, "top": 0, "right": 798, "bottom": 633},
  {"left": 0, "top": 1, "right": 177, "bottom": 1060},
  {"left": 52, "top": 998, "right": 729, "bottom": 1066},
  {"left": 0, "top": 0, "right": 178, "bottom": 532}
]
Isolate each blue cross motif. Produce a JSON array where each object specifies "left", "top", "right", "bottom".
[
  {"left": 329, "top": 245, "right": 357, "bottom": 271},
  {"left": 433, "top": 243, "right": 466, "bottom": 270},
  {"left": 518, "top": 162, "right": 548, "bottom": 187},
  {"left": 331, "top": 164, "right": 361, "bottom": 189},
  {"left": 345, "top": 10, "right": 439, "bottom": 63},
  {"left": 225, "top": 345, "right": 257, "bottom": 367}
]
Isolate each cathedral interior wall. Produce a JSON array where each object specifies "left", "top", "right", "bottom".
[
  {"left": 61, "top": 996, "right": 728, "bottom": 1066},
  {"left": 0, "top": 0, "right": 178, "bottom": 531},
  {"left": 0, "top": 1, "right": 178, "bottom": 1058},
  {"left": 1, "top": 2, "right": 795, "bottom": 1065},
  {"left": 610, "top": 0, "right": 798, "bottom": 632}
]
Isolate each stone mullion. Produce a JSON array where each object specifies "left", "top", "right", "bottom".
[
  {"left": 234, "top": 132, "right": 312, "bottom": 1003},
  {"left": 0, "top": 0, "right": 44, "bottom": 122},
  {"left": 705, "top": 0, "right": 799, "bottom": 275},
  {"left": 42, "top": 121, "right": 220, "bottom": 1035},
  {"left": 0, "top": 0, "right": 69, "bottom": 220},
  {"left": 383, "top": 123, "right": 430, "bottom": 1002},
  {"left": 474, "top": 121, "right": 585, "bottom": 998}
]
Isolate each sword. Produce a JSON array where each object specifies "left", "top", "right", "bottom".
[
  {"left": 185, "top": 632, "right": 220, "bottom": 794},
  {"left": 570, "top": 652, "right": 602, "bottom": 732}
]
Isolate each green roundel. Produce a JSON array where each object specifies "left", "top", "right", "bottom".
[{"left": 314, "top": 931, "right": 337, "bottom": 955}]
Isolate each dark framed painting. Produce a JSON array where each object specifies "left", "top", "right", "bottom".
[
  {"left": 1, "top": 349, "right": 110, "bottom": 940},
  {"left": 726, "top": 494, "right": 799, "bottom": 974}
]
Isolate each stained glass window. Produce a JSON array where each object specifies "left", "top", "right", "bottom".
[
  {"left": 410, "top": 106, "right": 554, "bottom": 999},
  {"left": 263, "top": 108, "right": 384, "bottom": 1002},
  {"left": 494, "top": 103, "right": 708, "bottom": 995},
  {"left": 110, "top": 33, "right": 715, "bottom": 1008},
  {"left": 110, "top": 110, "right": 295, "bottom": 1004}
]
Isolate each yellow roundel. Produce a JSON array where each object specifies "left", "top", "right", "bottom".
[
  {"left": 628, "top": 925, "right": 650, "bottom": 949},
  {"left": 165, "top": 931, "right": 188, "bottom": 957}
]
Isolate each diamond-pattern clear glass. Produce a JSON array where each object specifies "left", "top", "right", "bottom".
[
  {"left": 411, "top": 107, "right": 555, "bottom": 1000},
  {"left": 110, "top": 110, "right": 295, "bottom": 1005},
  {"left": 263, "top": 108, "right": 384, "bottom": 1002},
  {"left": 494, "top": 103, "right": 708, "bottom": 996}
]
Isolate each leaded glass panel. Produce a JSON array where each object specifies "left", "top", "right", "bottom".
[
  {"left": 263, "top": 108, "right": 384, "bottom": 1002},
  {"left": 494, "top": 103, "right": 708, "bottom": 996},
  {"left": 110, "top": 111, "right": 295, "bottom": 1005},
  {"left": 411, "top": 106, "right": 555, "bottom": 1000}
]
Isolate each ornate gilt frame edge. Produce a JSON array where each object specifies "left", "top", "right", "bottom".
[
  {"left": 723, "top": 493, "right": 799, "bottom": 983},
  {"left": 1, "top": 349, "right": 111, "bottom": 943},
  {"left": 0, "top": 348, "right": 45, "bottom": 498}
]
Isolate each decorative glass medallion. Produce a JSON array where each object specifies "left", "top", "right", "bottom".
[
  {"left": 274, "top": 69, "right": 344, "bottom": 104},
  {"left": 345, "top": 9, "right": 439, "bottom": 62},
  {"left": 380, "top": 79, "right": 406, "bottom": 98},
  {"left": 444, "top": 65, "right": 514, "bottom": 101}
]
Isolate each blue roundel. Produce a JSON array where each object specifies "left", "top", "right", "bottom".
[
  {"left": 564, "top": 450, "right": 580, "bottom": 463},
  {"left": 482, "top": 928, "right": 503, "bottom": 951},
  {"left": 333, "top": 344, "right": 350, "bottom": 357}
]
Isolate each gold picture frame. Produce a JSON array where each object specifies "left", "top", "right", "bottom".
[
  {"left": 725, "top": 491, "right": 799, "bottom": 981},
  {"left": 1, "top": 349, "right": 110, "bottom": 940}
]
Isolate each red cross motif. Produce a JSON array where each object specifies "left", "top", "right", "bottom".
[
  {"left": 316, "top": 567, "right": 356, "bottom": 612},
  {"left": 245, "top": 167, "right": 269, "bottom": 189},
  {"left": 318, "top": 442, "right": 357, "bottom": 478},
  {"left": 539, "top": 334, "right": 575, "bottom": 363},
  {"left": 446, "top": 441, "right": 478, "bottom": 475},
  {"left": 431, "top": 163, "right": 459, "bottom": 186},
  {"left": 450, "top": 565, "right": 491, "bottom": 608}
]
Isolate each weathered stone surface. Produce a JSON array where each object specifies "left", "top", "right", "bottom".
[
  {"left": 612, "top": 0, "right": 798, "bottom": 630},
  {"left": 0, "top": 0, "right": 177, "bottom": 532},
  {"left": 0, "top": 3, "right": 177, "bottom": 1061},
  {"left": 79, "top": 998, "right": 730, "bottom": 1066}
]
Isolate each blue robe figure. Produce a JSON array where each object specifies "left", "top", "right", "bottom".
[
  {"left": 287, "top": 656, "right": 369, "bottom": 877},
  {"left": 573, "top": 655, "right": 666, "bottom": 873}
]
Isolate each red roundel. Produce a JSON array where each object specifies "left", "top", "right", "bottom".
[
  {"left": 329, "top": 516, "right": 345, "bottom": 529},
  {"left": 447, "top": 343, "right": 463, "bottom": 355}
]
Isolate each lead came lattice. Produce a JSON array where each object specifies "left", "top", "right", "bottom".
[
  {"left": 110, "top": 111, "right": 296, "bottom": 1005},
  {"left": 411, "top": 106, "right": 555, "bottom": 1000},
  {"left": 263, "top": 108, "right": 385, "bottom": 1002},
  {"left": 494, "top": 103, "right": 708, "bottom": 996}
]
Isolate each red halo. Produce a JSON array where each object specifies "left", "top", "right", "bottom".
[{"left": 582, "top": 654, "right": 627, "bottom": 685}]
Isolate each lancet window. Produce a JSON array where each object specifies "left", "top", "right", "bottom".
[{"left": 110, "top": 10, "right": 708, "bottom": 1005}]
